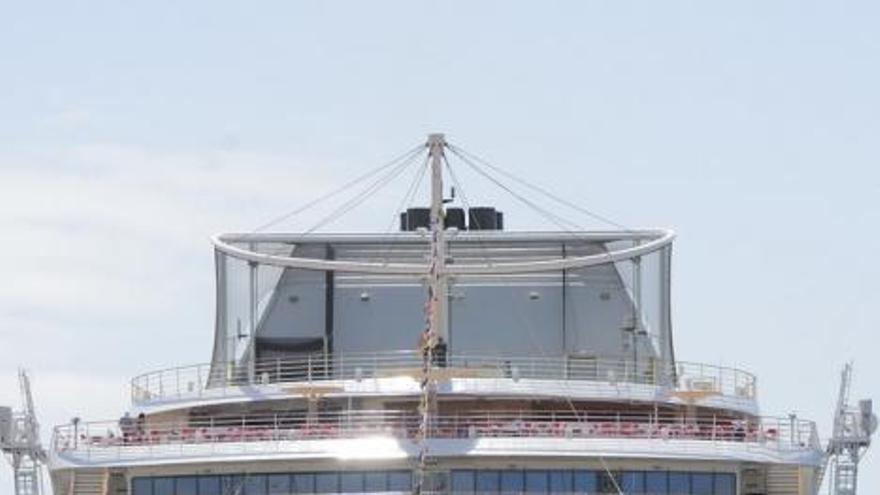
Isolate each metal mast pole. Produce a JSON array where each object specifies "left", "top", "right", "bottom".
[
  {"left": 416, "top": 133, "right": 448, "bottom": 494},
  {"left": 428, "top": 133, "right": 448, "bottom": 341}
]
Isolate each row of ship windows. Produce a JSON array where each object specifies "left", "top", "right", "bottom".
[
  {"left": 131, "top": 470, "right": 735, "bottom": 495},
  {"left": 451, "top": 470, "right": 735, "bottom": 494},
  {"left": 131, "top": 472, "right": 412, "bottom": 495}
]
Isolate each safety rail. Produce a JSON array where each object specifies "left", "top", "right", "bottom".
[
  {"left": 52, "top": 410, "right": 818, "bottom": 461},
  {"left": 130, "top": 352, "right": 756, "bottom": 405}
]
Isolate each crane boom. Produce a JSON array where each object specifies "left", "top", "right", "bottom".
[
  {"left": 1, "top": 370, "right": 46, "bottom": 495},
  {"left": 822, "top": 363, "right": 876, "bottom": 495}
]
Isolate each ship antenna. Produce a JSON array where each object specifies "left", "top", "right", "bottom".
[{"left": 415, "top": 133, "right": 448, "bottom": 494}]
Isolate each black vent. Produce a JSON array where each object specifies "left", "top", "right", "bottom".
[
  {"left": 401, "top": 207, "right": 430, "bottom": 231},
  {"left": 401, "top": 206, "right": 503, "bottom": 231},
  {"left": 445, "top": 208, "right": 466, "bottom": 230},
  {"left": 469, "top": 207, "right": 501, "bottom": 230}
]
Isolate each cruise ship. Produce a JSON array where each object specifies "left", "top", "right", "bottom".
[{"left": 2, "top": 134, "right": 875, "bottom": 494}]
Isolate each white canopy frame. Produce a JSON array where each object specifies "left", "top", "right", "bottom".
[{"left": 211, "top": 229, "right": 675, "bottom": 275}]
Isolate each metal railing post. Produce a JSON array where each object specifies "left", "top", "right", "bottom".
[{"left": 712, "top": 415, "right": 717, "bottom": 442}]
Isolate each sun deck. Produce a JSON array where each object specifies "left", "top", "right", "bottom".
[
  {"left": 130, "top": 352, "right": 757, "bottom": 415},
  {"left": 52, "top": 409, "right": 820, "bottom": 468}
]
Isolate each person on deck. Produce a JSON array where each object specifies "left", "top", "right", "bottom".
[
  {"left": 119, "top": 412, "right": 135, "bottom": 444},
  {"left": 434, "top": 337, "right": 448, "bottom": 367}
]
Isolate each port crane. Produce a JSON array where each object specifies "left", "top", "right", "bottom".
[
  {"left": 821, "top": 363, "right": 876, "bottom": 495},
  {"left": 1, "top": 370, "right": 46, "bottom": 495}
]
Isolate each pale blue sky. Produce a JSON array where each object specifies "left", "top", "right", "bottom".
[{"left": 1, "top": 1, "right": 878, "bottom": 493}]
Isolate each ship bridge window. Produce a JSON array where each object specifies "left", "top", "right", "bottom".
[
  {"left": 339, "top": 472, "right": 363, "bottom": 492},
  {"left": 244, "top": 476, "right": 267, "bottom": 495},
  {"left": 197, "top": 476, "right": 220, "bottom": 495},
  {"left": 131, "top": 478, "right": 152, "bottom": 495},
  {"left": 619, "top": 471, "right": 645, "bottom": 492},
  {"left": 130, "top": 469, "right": 733, "bottom": 494},
  {"left": 500, "top": 471, "right": 525, "bottom": 491},
  {"left": 451, "top": 470, "right": 475, "bottom": 492},
  {"left": 175, "top": 477, "right": 197, "bottom": 495},
  {"left": 475, "top": 470, "right": 500, "bottom": 491},
  {"left": 548, "top": 470, "right": 574, "bottom": 491},
  {"left": 387, "top": 472, "right": 412, "bottom": 491},
  {"left": 448, "top": 469, "right": 735, "bottom": 495},
  {"left": 669, "top": 471, "right": 691, "bottom": 493},
  {"left": 152, "top": 478, "right": 174, "bottom": 495},
  {"left": 314, "top": 473, "right": 338, "bottom": 493},
  {"left": 267, "top": 474, "right": 290, "bottom": 495},
  {"left": 290, "top": 473, "right": 315, "bottom": 492}
]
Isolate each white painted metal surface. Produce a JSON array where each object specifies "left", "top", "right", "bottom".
[
  {"left": 128, "top": 352, "right": 758, "bottom": 410},
  {"left": 210, "top": 230, "right": 676, "bottom": 275}
]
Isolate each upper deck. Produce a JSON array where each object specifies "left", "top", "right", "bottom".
[
  {"left": 209, "top": 229, "right": 676, "bottom": 393},
  {"left": 130, "top": 351, "right": 758, "bottom": 416}
]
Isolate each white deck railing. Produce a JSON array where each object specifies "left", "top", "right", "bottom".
[
  {"left": 53, "top": 410, "right": 818, "bottom": 462},
  {"left": 130, "top": 352, "right": 757, "bottom": 405}
]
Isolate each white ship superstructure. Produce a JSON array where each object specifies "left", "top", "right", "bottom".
[{"left": 3, "top": 134, "right": 874, "bottom": 494}]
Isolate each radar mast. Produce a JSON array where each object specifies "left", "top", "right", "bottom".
[{"left": 415, "top": 133, "right": 449, "bottom": 494}]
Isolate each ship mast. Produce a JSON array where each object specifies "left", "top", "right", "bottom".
[
  {"left": 416, "top": 133, "right": 448, "bottom": 494},
  {"left": 427, "top": 133, "right": 448, "bottom": 341}
]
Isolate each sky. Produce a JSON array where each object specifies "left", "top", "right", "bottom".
[{"left": 1, "top": 1, "right": 878, "bottom": 493}]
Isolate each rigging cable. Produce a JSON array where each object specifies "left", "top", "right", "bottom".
[
  {"left": 377, "top": 152, "right": 430, "bottom": 264},
  {"left": 300, "top": 147, "right": 427, "bottom": 235},
  {"left": 447, "top": 146, "right": 600, "bottom": 234},
  {"left": 447, "top": 143, "right": 632, "bottom": 231},
  {"left": 250, "top": 143, "right": 426, "bottom": 233},
  {"left": 446, "top": 145, "right": 631, "bottom": 274}
]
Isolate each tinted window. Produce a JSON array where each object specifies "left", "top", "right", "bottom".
[
  {"left": 198, "top": 476, "right": 220, "bottom": 495},
  {"left": 339, "top": 472, "right": 363, "bottom": 492},
  {"left": 598, "top": 471, "right": 621, "bottom": 493},
  {"left": 691, "top": 473, "right": 713, "bottom": 494},
  {"left": 244, "top": 475, "right": 267, "bottom": 495},
  {"left": 669, "top": 472, "right": 690, "bottom": 495},
  {"left": 715, "top": 473, "right": 736, "bottom": 495},
  {"left": 621, "top": 471, "right": 644, "bottom": 493},
  {"left": 645, "top": 471, "right": 667, "bottom": 493},
  {"left": 548, "top": 470, "right": 573, "bottom": 492},
  {"left": 501, "top": 471, "right": 524, "bottom": 491},
  {"left": 175, "top": 477, "right": 197, "bottom": 495},
  {"left": 476, "top": 470, "right": 500, "bottom": 492},
  {"left": 452, "top": 470, "right": 475, "bottom": 492},
  {"left": 131, "top": 470, "right": 735, "bottom": 495},
  {"left": 364, "top": 472, "right": 386, "bottom": 491},
  {"left": 314, "top": 473, "right": 338, "bottom": 493},
  {"left": 291, "top": 473, "right": 315, "bottom": 493},
  {"left": 387, "top": 471, "right": 411, "bottom": 491},
  {"left": 221, "top": 476, "right": 244, "bottom": 495},
  {"left": 267, "top": 475, "right": 289, "bottom": 495},
  {"left": 524, "top": 471, "right": 548, "bottom": 493},
  {"left": 573, "top": 470, "right": 597, "bottom": 491},
  {"left": 153, "top": 478, "right": 174, "bottom": 495},
  {"left": 132, "top": 478, "right": 152, "bottom": 495}
]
